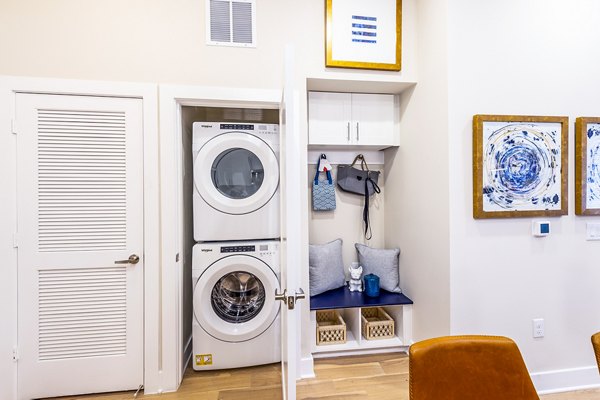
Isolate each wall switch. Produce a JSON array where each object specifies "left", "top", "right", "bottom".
[
  {"left": 586, "top": 223, "right": 600, "bottom": 241},
  {"left": 532, "top": 221, "right": 550, "bottom": 237},
  {"left": 532, "top": 318, "right": 544, "bottom": 338}
]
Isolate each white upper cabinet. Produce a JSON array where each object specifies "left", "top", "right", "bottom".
[{"left": 308, "top": 91, "right": 396, "bottom": 148}]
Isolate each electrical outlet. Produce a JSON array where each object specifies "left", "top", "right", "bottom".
[{"left": 532, "top": 318, "right": 544, "bottom": 338}]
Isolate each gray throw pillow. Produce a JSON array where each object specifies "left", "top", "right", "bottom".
[
  {"left": 309, "top": 239, "right": 346, "bottom": 296},
  {"left": 355, "top": 243, "right": 401, "bottom": 293}
]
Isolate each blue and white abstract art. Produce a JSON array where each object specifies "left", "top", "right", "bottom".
[
  {"left": 585, "top": 123, "right": 600, "bottom": 209},
  {"left": 482, "top": 121, "right": 563, "bottom": 212}
]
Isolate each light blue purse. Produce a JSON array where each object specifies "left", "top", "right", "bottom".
[{"left": 312, "top": 154, "right": 336, "bottom": 211}]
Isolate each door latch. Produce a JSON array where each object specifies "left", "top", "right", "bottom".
[{"left": 275, "top": 288, "right": 306, "bottom": 310}]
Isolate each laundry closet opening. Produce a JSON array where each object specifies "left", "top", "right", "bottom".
[{"left": 179, "top": 105, "right": 280, "bottom": 375}]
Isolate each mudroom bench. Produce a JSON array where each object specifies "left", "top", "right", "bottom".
[{"left": 309, "top": 287, "right": 413, "bottom": 357}]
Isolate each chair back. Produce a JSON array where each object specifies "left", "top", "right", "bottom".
[
  {"left": 409, "top": 335, "right": 539, "bottom": 400},
  {"left": 592, "top": 332, "right": 600, "bottom": 373}
]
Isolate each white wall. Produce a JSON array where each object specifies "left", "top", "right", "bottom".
[
  {"left": 0, "top": 0, "right": 418, "bottom": 87},
  {"left": 384, "top": 0, "right": 451, "bottom": 340},
  {"left": 448, "top": 0, "right": 600, "bottom": 392}
]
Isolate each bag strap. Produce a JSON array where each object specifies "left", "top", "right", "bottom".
[
  {"left": 363, "top": 175, "right": 381, "bottom": 240},
  {"left": 350, "top": 154, "right": 370, "bottom": 171},
  {"left": 314, "top": 154, "right": 333, "bottom": 185}
]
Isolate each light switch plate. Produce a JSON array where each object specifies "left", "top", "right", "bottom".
[{"left": 586, "top": 222, "right": 600, "bottom": 241}]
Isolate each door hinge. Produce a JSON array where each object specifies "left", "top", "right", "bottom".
[
  {"left": 12, "top": 346, "right": 19, "bottom": 362},
  {"left": 13, "top": 232, "right": 18, "bottom": 248},
  {"left": 11, "top": 119, "right": 17, "bottom": 135}
]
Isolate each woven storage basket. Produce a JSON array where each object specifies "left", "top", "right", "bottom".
[
  {"left": 361, "top": 307, "right": 395, "bottom": 340},
  {"left": 316, "top": 309, "right": 346, "bottom": 345}
]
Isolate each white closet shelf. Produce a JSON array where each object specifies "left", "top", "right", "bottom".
[{"left": 306, "top": 77, "right": 417, "bottom": 95}]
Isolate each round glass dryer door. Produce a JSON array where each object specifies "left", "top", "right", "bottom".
[
  {"left": 211, "top": 148, "right": 265, "bottom": 200},
  {"left": 194, "top": 132, "right": 279, "bottom": 215},
  {"left": 193, "top": 255, "right": 280, "bottom": 343}
]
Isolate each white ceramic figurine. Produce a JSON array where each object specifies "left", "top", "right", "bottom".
[{"left": 348, "top": 264, "right": 363, "bottom": 292}]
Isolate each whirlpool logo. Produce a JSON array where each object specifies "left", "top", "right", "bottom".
[{"left": 200, "top": 248, "right": 213, "bottom": 252}]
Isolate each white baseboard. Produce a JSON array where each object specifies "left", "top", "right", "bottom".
[
  {"left": 531, "top": 365, "right": 600, "bottom": 394},
  {"left": 182, "top": 335, "right": 193, "bottom": 380},
  {"left": 312, "top": 346, "right": 409, "bottom": 359},
  {"left": 299, "top": 355, "right": 315, "bottom": 379}
]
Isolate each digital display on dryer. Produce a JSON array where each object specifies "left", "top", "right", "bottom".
[{"left": 220, "top": 124, "right": 255, "bottom": 130}]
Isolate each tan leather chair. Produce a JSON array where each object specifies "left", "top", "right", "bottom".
[
  {"left": 409, "top": 335, "right": 539, "bottom": 400},
  {"left": 592, "top": 332, "right": 600, "bottom": 373}
]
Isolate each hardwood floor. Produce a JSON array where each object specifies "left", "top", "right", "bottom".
[{"left": 53, "top": 353, "right": 600, "bottom": 400}]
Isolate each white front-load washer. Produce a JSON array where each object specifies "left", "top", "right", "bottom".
[
  {"left": 192, "top": 240, "right": 281, "bottom": 370},
  {"left": 192, "top": 122, "right": 280, "bottom": 241}
]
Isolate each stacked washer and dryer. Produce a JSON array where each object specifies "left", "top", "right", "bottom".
[{"left": 191, "top": 122, "right": 282, "bottom": 370}]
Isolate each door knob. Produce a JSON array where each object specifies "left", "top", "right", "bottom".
[
  {"left": 115, "top": 254, "right": 140, "bottom": 265},
  {"left": 294, "top": 288, "right": 306, "bottom": 303},
  {"left": 275, "top": 289, "right": 288, "bottom": 303}
]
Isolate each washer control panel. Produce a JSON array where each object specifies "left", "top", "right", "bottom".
[
  {"left": 217, "top": 243, "right": 278, "bottom": 257},
  {"left": 220, "top": 245, "right": 255, "bottom": 253}
]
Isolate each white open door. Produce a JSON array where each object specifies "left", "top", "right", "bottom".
[
  {"left": 15, "top": 93, "right": 144, "bottom": 399},
  {"left": 278, "top": 45, "right": 304, "bottom": 400}
]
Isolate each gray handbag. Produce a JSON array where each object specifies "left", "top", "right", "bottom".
[
  {"left": 337, "top": 154, "right": 380, "bottom": 196},
  {"left": 337, "top": 154, "right": 381, "bottom": 240}
]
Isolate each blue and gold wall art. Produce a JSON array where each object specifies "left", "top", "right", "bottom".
[
  {"left": 575, "top": 117, "right": 600, "bottom": 215},
  {"left": 325, "top": 0, "right": 401, "bottom": 71},
  {"left": 473, "top": 115, "right": 569, "bottom": 219}
]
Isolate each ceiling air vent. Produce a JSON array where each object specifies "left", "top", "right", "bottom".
[{"left": 207, "top": 0, "right": 256, "bottom": 48}]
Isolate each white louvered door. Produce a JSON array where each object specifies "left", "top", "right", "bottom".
[{"left": 15, "top": 93, "right": 144, "bottom": 399}]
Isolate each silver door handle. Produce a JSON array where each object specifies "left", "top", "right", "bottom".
[
  {"left": 275, "top": 289, "right": 288, "bottom": 303},
  {"left": 294, "top": 288, "right": 306, "bottom": 304},
  {"left": 115, "top": 254, "right": 140, "bottom": 265},
  {"left": 356, "top": 122, "right": 360, "bottom": 141}
]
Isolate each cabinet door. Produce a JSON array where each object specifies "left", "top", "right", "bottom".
[
  {"left": 308, "top": 91, "right": 351, "bottom": 145},
  {"left": 351, "top": 93, "right": 395, "bottom": 146}
]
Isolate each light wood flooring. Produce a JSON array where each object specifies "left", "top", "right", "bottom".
[{"left": 53, "top": 353, "right": 600, "bottom": 400}]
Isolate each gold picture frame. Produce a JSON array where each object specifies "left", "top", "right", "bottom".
[
  {"left": 575, "top": 117, "right": 600, "bottom": 215},
  {"left": 473, "top": 114, "right": 568, "bottom": 219},
  {"left": 325, "top": 0, "right": 402, "bottom": 71}
]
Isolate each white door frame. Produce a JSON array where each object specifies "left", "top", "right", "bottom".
[
  {"left": 0, "top": 76, "right": 161, "bottom": 398},
  {"left": 158, "top": 84, "right": 281, "bottom": 389}
]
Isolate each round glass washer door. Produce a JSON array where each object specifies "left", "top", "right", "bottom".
[
  {"left": 193, "top": 255, "right": 280, "bottom": 343},
  {"left": 194, "top": 132, "right": 279, "bottom": 215}
]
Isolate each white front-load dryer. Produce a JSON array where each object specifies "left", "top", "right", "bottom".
[
  {"left": 192, "top": 240, "right": 281, "bottom": 370},
  {"left": 192, "top": 122, "right": 280, "bottom": 241}
]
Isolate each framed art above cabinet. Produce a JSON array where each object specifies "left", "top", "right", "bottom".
[{"left": 308, "top": 91, "right": 397, "bottom": 149}]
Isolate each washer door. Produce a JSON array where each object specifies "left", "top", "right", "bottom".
[
  {"left": 194, "top": 132, "right": 279, "bottom": 215},
  {"left": 193, "top": 255, "right": 280, "bottom": 343}
]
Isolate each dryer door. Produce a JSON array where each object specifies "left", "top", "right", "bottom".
[
  {"left": 194, "top": 132, "right": 279, "bottom": 215},
  {"left": 193, "top": 255, "right": 280, "bottom": 343}
]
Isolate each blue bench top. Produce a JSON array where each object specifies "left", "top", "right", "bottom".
[{"left": 310, "top": 286, "right": 413, "bottom": 310}]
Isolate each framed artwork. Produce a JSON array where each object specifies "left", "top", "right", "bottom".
[
  {"left": 473, "top": 115, "right": 569, "bottom": 219},
  {"left": 325, "top": 0, "right": 401, "bottom": 71},
  {"left": 575, "top": 117, "right": 600, "bottom": 215}
]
